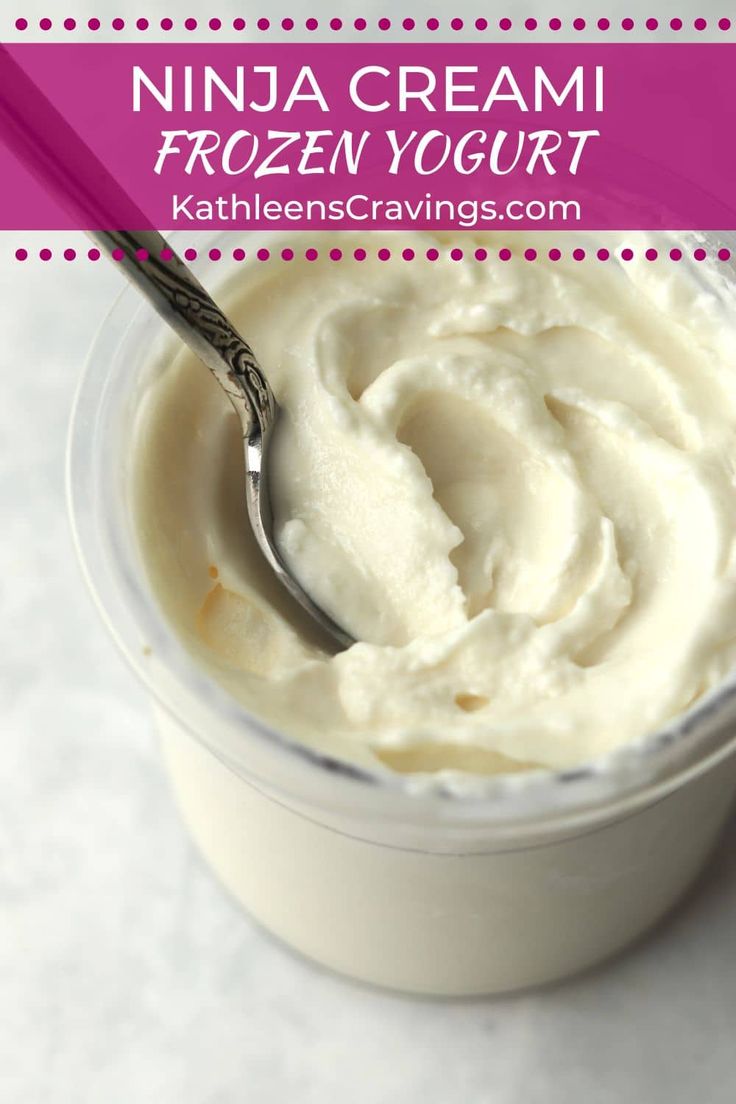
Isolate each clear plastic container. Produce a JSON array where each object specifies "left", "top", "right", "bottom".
[{"left": 67, "top": 235, "right": 736, "bottom": 995}]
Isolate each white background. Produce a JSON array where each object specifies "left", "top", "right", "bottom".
[{"left": 2, "top": 2, "right": 736, "bottom": 1101}]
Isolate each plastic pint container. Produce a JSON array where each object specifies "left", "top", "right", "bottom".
[{"left": 68, "top": 239, "right": 736, "bottom": 995}]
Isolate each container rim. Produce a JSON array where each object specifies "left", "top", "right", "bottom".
[{"left": 66, "top": 229, "right": 736, "bottom": 836}]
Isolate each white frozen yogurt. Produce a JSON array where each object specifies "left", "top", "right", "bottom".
[{"left": 132, "top": 232, "right": 736, "bottom": 776}]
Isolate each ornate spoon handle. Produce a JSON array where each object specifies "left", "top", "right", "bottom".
[
  {"left": 0, "top": 47, "right": 276, "bottom": 438},
  {"left": 89, "top": 230, "right": 277, "bottom": 440}
]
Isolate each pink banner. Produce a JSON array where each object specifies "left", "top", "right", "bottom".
[{"left": 0, "top": 42, "right": 735, "bottom": 230}]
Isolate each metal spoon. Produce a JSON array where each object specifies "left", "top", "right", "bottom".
[
  {"left": 0, "top": 46, "right": 354, "bottom": 652},
  {"left": 98, "top": 230, "right": 355, "bottom": 651}
]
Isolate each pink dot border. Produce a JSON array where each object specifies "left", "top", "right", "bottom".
[
  {"left": 11, "top": 16, "right": 736, "bottom": 33},
  {"left": 12, "top": 245, "right": 734, "bottom": 264}
]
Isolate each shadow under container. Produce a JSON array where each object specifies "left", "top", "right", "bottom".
[{"left": 68, "top": 241, "right": 736, "bottom": 996}]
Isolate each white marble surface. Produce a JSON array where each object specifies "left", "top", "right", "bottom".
[{"left": 3, "top": 2, "right": 736, "bottom": 1099}]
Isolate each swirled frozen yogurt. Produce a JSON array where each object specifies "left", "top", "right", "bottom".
[{"left": 132, "top": 232, "right": 736, "bottom": 777}]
